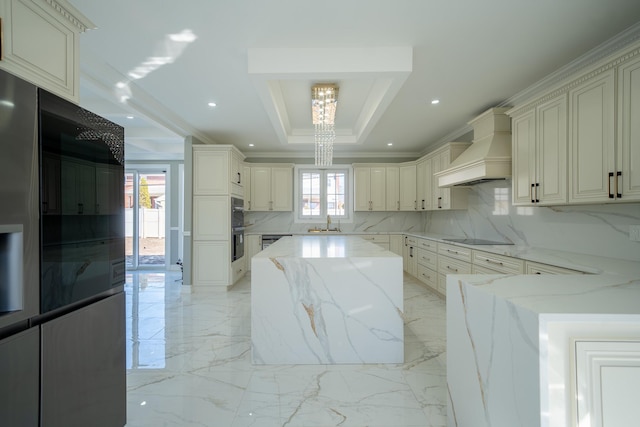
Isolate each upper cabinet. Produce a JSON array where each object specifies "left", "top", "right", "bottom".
[
  {"left": 192, "top": 145, "right": 245, "bottom": 198},
  {"left": 247, "top": 164, "right": 293, "bottom": 211},
  {"left": 416, "top": 158, "right": 432, "bottom": 211},
  {"left": 569, "top": 69, "right": 616, "bottom": 204},
  {"left": 616, "top": 53, "right": 640, "bottom": 201},
  {"left": 0, "top": 0, "right": 95, "bottom": 102},
  {"left": 509, "top": 41, "right": 640, "bottom": 206},
  {"left": 399, "top": 163, "right": 417, "bottom": 211},
  {"left": 353, "top": 166, "right": 386, "bottom": 211},
  {"left": 385, "top": 166, "right": 400, "bottom": 211},
  {"left": 431, "top": 143, "right": 470, "bottom": 210},
  {"left": 511, "top": 93, "right": 568, "bottom": 205}
]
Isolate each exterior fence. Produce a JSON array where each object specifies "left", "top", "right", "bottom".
[{"left": 125, "top": 208, "right": 166, "bottom": 238}]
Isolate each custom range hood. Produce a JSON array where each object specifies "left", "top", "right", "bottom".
[{"left": 435, "top": 107, "right": 512, "bottom": 187}]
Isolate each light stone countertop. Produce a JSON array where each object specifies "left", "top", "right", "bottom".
[
  {"left": 254, "top": 235, "right": 399, "bottom": 259},
  {"left": 246, "top": 230, "right": 640, "bottom": 276}
]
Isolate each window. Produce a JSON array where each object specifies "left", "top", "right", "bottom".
[{"left": 295, "top": 166, "right": 351, "bottom": 222}]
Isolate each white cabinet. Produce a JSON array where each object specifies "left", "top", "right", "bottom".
[
  {"left": 249, "top": 165, "right": 293, "bottom": 211},
  {"left": 385, "top": 166, "right": 400, "bottom": 211},
  {"left": 191, "top": 145, "right": 246, "bottom": 288},
  {"left": 437, "top": 242, "right": 472, "bottom": 296},
  {"left": 616, "top": 54, "right": 640, "bottom": 201},
  {"left": 245, "top": 234, "right": 262, "bottom": 271},
  {"left": 472, "top": 250, "right": 524, "bottom": 274},
  {"left": 359, "top": 234, "right": 390, "bottom": 250},
  {"left": 403, "top": 235, "right": 417, "bottom": 276},
  {"left": 243, "top": 165, "right": 252, "bottom": 210},
  {"left": 192, "top": 196, "right": 229, "bottom": 241},
  {"left": 416, "top": 157, "right": 432, "bottom": 211},
  {"left": 416, "top": 238, "right": 438, "bottom": 292},
  {"left": 193, "top": 145, "right": 245, "bottom": 197},
  {"left": 0, "top": 0, "right": 94, "bottom": 102},
  {"left": 569, "top": 69, "right": 616, "bottom": 204},
  {"left": 354, "top": 166, "right": 386, "bottom": 211},
  {"left": 399, "top": 163, "right": 417, "bottom": 211},
  {"left": 389, "top": 234, "right": 403, "bottom": 256},
  {"left": 525, "top": 260, "right": 584, "bottom": 275},
  {"left": 511, "top": 94, "right": 568, "bottom": 205},
  {"left": 431, "top": 143, "right": 470, "bottom": 210}
]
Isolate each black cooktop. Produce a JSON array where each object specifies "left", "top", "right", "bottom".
[{"left": 443, "top": 238, "right": 514, "bottom": 246}]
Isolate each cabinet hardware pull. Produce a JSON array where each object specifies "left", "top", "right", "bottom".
[
  {"left": 404, "top": 236, "right": 408, "bottom": 246},
  {"left": 414, "top": 200, "right": 417, "bottom": 210},
  {"left": 421, "top": 199, "right": 425, "bottom": 210},
  {"left": 447, "top": 249, "right": 459, "bottom": 255},
  {"left": 409, "top": 247, "right": 414, "bottom": 257},
  {"left": 438, "top": 196, "right": 442, "bottom": 209},
  {"left": 608, "top": 172, "right": 614, "bottom": 199},
  {"left": 616, "top": 171, "right": 622, "bottom": 198},
  {"left": 447, "top": 266, "right": 458, "bottom": 272},
  {"left": 237, "top": 172, "right": 241, "bottom": 184},
  {"left": 485, "top": 258, "right": 504, "bottom": 266},
  {"left": 531, "top": 183, "right": 535, "bottom": 203},
  {"left": 535, "top": 182, "right": 540, "bottom": 203}
]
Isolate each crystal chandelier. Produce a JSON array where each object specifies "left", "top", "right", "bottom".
[{"left": 311, "top": 84, "right": 338, "bottom": 166}]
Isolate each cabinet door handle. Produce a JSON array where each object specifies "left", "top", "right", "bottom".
[
  {"left": 535, "top": 182, "right": 540, "bottom": 203},
  {"left": 237, "top": 172, "right": 241, "bottom": 184},
  {"left": 421, "top": 199, "right": 425, "bottom": 210},
  {"left": 446, "top": 265, "right": 458, "bottom": 272},
  {"left": 409, "top": 246, "right": 414, "bottom": 257},
  {"left": 446, "top": 249, "right": 460, "bottom": 255},
  {"left": 531, "top": 183, "right": 535, "bottom": 203},
  {"left": 438, "top": 196, "right": 442, "bottom": 209},
  {"left": 616, "top": 171, "right": 622, "bottom": 198},
  {"left": 485, "top": 258, "right": 504, "bottom": 266},
  {"left": 608, "top": 172, "right": 615, "bottom": 199},
  {"left": 404, "top": 236, "right": 408, "bottom": 246}
]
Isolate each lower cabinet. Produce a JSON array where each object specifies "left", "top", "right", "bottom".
[
  {"left": 192, "top": 241, "right": 230, "bottom": 286},
  {"left": 403, "top": 235, "right": 585, "bottom": 298},
  {"left": 245, "top": 235, "right": 262, "bottom": 271},
  {"left": 359, "top": 234, "right": 390, "bottom": 250}
]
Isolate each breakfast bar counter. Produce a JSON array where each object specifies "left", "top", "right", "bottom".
[{"left": 251, "top": 235, "right": 403, "bottom": 364}]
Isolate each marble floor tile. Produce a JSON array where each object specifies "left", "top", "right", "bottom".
[{"left": 125, "top": 271, "right": 447, "bottom": 426}]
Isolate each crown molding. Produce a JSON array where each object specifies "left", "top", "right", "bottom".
[{"left": 34, "top": 0, "right": 96, "bottom": 32}]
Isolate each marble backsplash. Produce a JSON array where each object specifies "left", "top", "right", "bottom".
[
  {"left": 244, "top": 210, "right": 424, "bottom": 234},
  {"left": 244, "top": 180, "right": 640, "bottom": 262},
  {"left": 425, "top": 180, "right": 640, "bottom": 262}
]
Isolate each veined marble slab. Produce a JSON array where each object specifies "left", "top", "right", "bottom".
[
  {"left": 446, "top": 273, "right": 640, "bottom": 427},
  {"left": 251, "top": 235, "right": 404, "bottom": 364}
]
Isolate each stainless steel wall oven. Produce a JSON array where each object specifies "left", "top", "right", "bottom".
[{"left": 231, "top": 197, "right": 244, "bottom": 261}]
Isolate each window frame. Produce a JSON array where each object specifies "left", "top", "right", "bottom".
[{"left": 294, "top": 165, "right": 353, "bottom": 223}]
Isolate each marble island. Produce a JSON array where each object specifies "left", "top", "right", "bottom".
[
  {"left": 447, "top": 273, "right": 640, "bottom": 427},
  {"left": 251, "top": 235, "right": 403, "bottom": 364}
]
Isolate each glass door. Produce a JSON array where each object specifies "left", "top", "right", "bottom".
[{"left": 125, "top": 169, "right": 167, "bottom": 269}]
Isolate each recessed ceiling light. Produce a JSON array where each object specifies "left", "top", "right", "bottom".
[
  {"left": 126, "top": 115, "right": 134, "bottom": 119},
  {"left": 431, "top": 99, "right": 440, "bottom": 105},
  {"left": 249, "top": 144, "right": 255, "bottom": 147},
  {"left": 208, "top": 102, "right": 217, "bottom": 107},
  {"left": 387, "top": 142, "right": 393, "bottom": 146}
]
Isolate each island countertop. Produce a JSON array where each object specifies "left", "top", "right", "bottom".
[
  {"left": 251, "top": 235, "right": 404, "bottom": 365},
  {"left": 254, "top": 234, "right": 399, "bottom": 259}
]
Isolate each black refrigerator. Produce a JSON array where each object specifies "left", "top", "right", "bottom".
[{"left": 0, "top": 68, "right": 126, "bottom": 427}]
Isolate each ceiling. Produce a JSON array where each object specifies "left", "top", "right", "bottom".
[{"left": 69, "top": 0, "right": 640, "bottom": 163}]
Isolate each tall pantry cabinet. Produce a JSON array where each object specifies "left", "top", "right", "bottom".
[{"left": 192, "top": 145, "right": 246, "bottom": 288}]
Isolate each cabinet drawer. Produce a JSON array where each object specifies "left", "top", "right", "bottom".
[
  {"left": 417, "top": 247, "right": 438, "bottom": 270},
  {"left": 417, "top": 238, "right": 437, "bottom": 252},
  {"left": 360, "top": 234, "right": 390, "bottom": 244},
  {"left": 438, "top": 254, "right": 472, "bottom": 275},
  {"left": 525, "top": 261, "right": 585, "bottom": 275},
  {"left": 472, "top": 250, "right": 524, "bottom": 275},
  {"left": 417, "top": 264, "right": 438, "bottom": 291},
  {"left": 437, "top": 242, "right": 472, "bottom": 263},
  {"left": 472, "top": 264, "right": 506, "bottom": 274}
]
